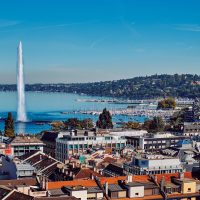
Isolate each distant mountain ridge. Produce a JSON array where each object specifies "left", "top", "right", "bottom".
[{"left": 0, "top": 74, "right": 200, "bottom": 99}]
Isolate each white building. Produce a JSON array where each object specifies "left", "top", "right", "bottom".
[
  {"left": 126, "top": 132, "right": 189, "bottom": 152},
  {"left": 56, "top": 130, "right": 126, "bottom": 162},
  {"left": 10, "top": 136, "right": 44, "bottom": 156},
  {"left": 0, "top": 156, "right": 35, "bottom": 179},
  {"left": 124, "top": 154, "right": 183, "bottom": 175}
]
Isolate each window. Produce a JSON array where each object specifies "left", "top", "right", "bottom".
[
  {"left": 121, "top": 143, "right": 125, "bottom": 147},
  {"left": 111, "top": 192, "right": 118, "bottom": 198},
  {"left": 188, "top": 188, "right": 191, "bottom": 192},
  {"left": 135, "top": 193, "right": 139, "bottom": 196}
]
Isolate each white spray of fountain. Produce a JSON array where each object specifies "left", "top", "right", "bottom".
[{"left": 17, "top": 41, "right": 27, "bottom": 122}]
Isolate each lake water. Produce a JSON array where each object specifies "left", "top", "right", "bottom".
[{"left": 0, "top": 92, "right": 147, "bottom": 134}]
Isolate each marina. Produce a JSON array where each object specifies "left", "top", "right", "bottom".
[
  {"left": 79, "top": 107, "right": 175, "bottom": 119},
  {"left": 0, "top": 90, "right": 194, "bottom": 134}
]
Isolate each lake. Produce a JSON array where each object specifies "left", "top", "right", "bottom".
[{"left": 0, "top": 92, "right": 147, "bottom": 134}]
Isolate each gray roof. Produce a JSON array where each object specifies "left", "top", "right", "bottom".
[
  {"left": 108, "top": 184, "right": 124, "bottom": 192},
  {"left": 16, "top": 163, "right": 35, "bottom": 171},
  {"left": 87, "top": 186, "right": 103, "bottom": 193},
  {"left": 125, "top": 182, "right": 144, "bottom": 187},
  {"left": 48, "top": 189, "right": 68, "bottom": 196}
]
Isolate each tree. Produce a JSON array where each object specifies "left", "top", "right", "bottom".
[
  {"left": 65, "top": 118, "right": 80, "bottom": 129},
  {"left": 96, "top": 108, "right": 113, "bottom": 129},
  {"left": 157, "top": 97, "right": 176, "bottom": 110},
  {"left": 82, "top": 119, "right": 94, "bottom": 129},
  {"left": 143, "top": 116, "right": 165, "bottom": 133},
  {"left": 169, "top": 107, "right": 188, "bottom": 131},
  {"left": 4, "top": 112, "right": 15, "bottom": 138},
  {"left": 50, "top": 121, "right": 65, "bottom": 130},
  {"left": 151, "top": 116, "right": 165, "bottom": 133},
  {"left": 64, "top": 118, "right": 94, "bottom": 130},
  {"left": 143, "top": 120, "right": 152, "bottom": 131},
  {"left": 124, "top": 122, "right": 141, "bottom": 129}
]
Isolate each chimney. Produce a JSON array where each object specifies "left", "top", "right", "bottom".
[
  {"left": 91, "top": 174, "right": 94, "bottom": 180},
  {"left": 70, "top": 171, "right": 73, "bottom": 177},
  {"left": 41, "top": 175, "right": 48, "bottom": 190},
  {"left": 45, "top": 176, "right": 48, "bottom": 190},
  {"left": 160, "top": 176, "right": 165, "bottom": 191},
  {"left": 127, "top": 175, "right": 132, "bottom": 183},
  {"left": 179, "top": 172, "right": 184, "bottom": 179},
  {"left": 105, "top": 182, "right": 108, "bottom": 195},
  {"left": 154, "top": 175, "right": 158, "bottom": 183}
]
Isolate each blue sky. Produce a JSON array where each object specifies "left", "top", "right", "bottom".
[{"left": 0, "top": 0, "right": 200, "bottom": 83}]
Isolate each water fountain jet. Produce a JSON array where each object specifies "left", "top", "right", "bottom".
[{"left": 17, "top": 41, "right": 27, "bottom": 122}]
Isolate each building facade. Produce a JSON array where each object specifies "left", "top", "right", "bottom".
[
  {"left": 56, "top": 130, "right": 126, "bottom": 162},
  {"left": 184, "top": 122, "right": 200, "bottom": 135},
  {"left": 41, "top": 131, "right": 59, "bottom": 158},
  {"left": 123, "top": 154, "right": 183, "bottom": 175},
  {"left": 0, "top": 156, "right": 35, "bottom": 179},
  {"left": 184, "top": 98, "right": 200, "bottom": 122},
  {"left": 126, "top": 133, "right": 189, "bottom": 152},
  {"left": 10, "top": 136, "right": 44, "bottom": 156}
]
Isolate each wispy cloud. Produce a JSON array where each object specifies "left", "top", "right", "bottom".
[
  {"left": 0, "top": 20, "right": 100, "bottom": 33},
  {"left": 33, "top": 20, "right": 100, "bottom": 30},
  {"left": 90, "top": 35, "right": 110, "bottom": 49},
  {"left": 175, "top": 42, "right": 193, "bottom": 50},
  {"left": 0, "top": 19, "right": 21, "bottom": 28},
  {"left": 174, "top": 24, "right": 200, "bottom": 32},
  {"left": 119, "top": 17, "right": 140, "bottom": 37}
]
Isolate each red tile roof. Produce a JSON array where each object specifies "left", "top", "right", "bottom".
[
  {"left": 133, "top": 175, "right": 150, "bottom": 182},
  {"left": 4, "top": 191, "right": 34, "bottom": 200},
  {"left": 74, "top": 168, "right": 102, "bottom": 180},
  {"left": 101, "top": 157, "right": 117, "bottom": 164},
  {"left": 155, "top": 172, "right": 192, "bottom": 183},
  {"left": 0, "top": 178, "right": 37, "bottom": 188},
  {"left": 47, "top": 179, "right": 97, "bottom": 189},
  {"left": 48, "top": 174, "right": 151, "bottom": 189},
  {"left": 99, "top": 175, "right": 150, "bottom": 185},
  {"left": 97, "top": 157, "right": 118, "bottom": 169},
  {"left": 47, "top": 172, "right": 193, "bottom": 193}
]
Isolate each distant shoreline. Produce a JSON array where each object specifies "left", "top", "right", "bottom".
[{"left": 0, "top": 74, "right": 199, "bottom": 99}]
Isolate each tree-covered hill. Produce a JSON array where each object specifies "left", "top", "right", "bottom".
[{"left": 0, "top": 74, "right": 200, "bottom": 99}]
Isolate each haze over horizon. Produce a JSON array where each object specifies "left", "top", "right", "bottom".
[{"left": 0, "top": 0, "right": 200, "bottom": 84}]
